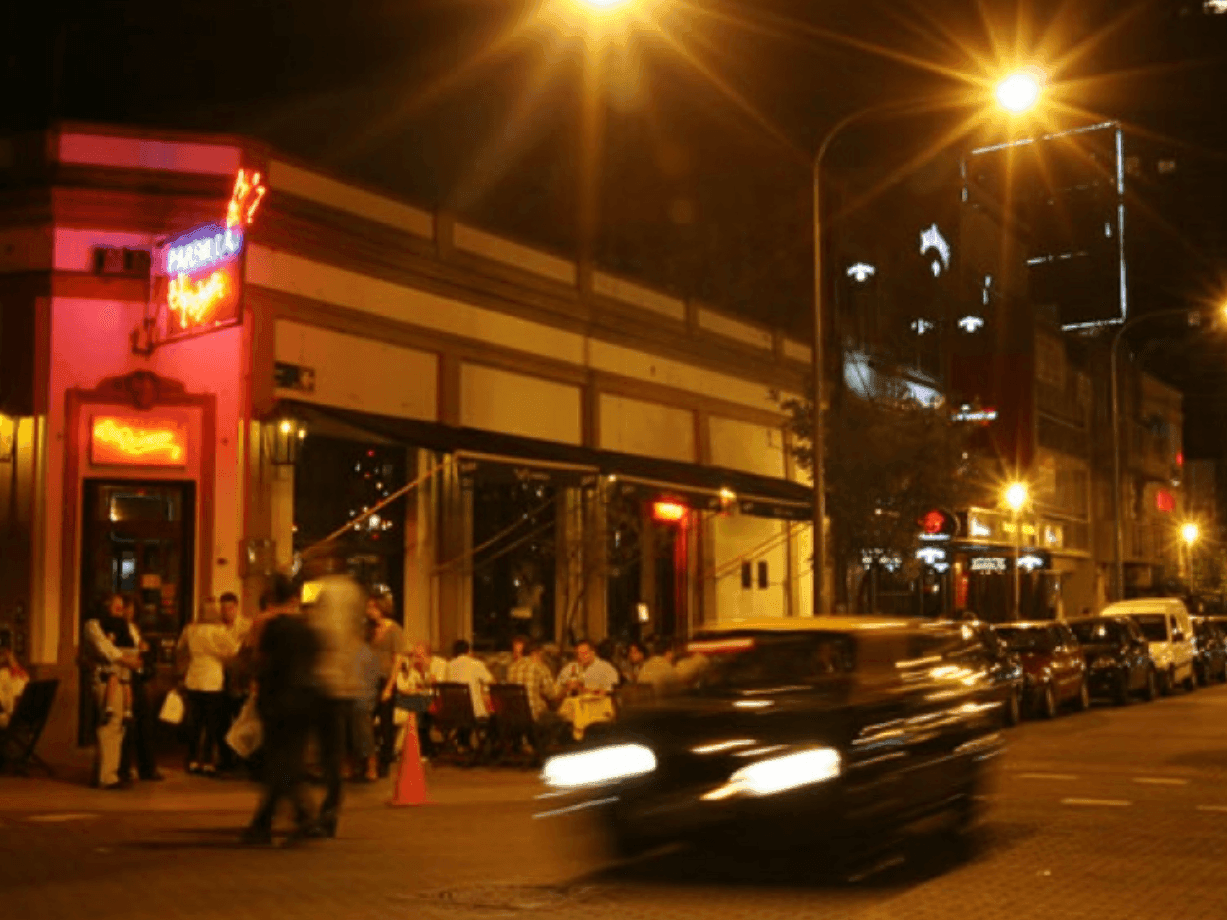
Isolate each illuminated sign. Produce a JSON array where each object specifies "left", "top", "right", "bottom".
[
  {"left": 958, "top": 315, "right": 986, "bottom": 333},
  {"left": 954, "top": 405, "right": 997, "bottom": 423},
  {"left": 1156, "top": 490, "right": 1176, "bottom": 513},
  {"left": 919, "top": 223, "right": 951, "bottom": 277},
  {"left": 970, "top": 557, "right": 1007, "bottom": 573},
  {"left": 91, "top": 416, "right": 187, "bottom": 467},
  {"left": 919, "top": 509, "right": 958, "bottom": 542},
  {"left": 145, "top": 168, "right": 265, "bottom": 349},
  {"left": 1017, "top": 555, "right": 1045, "bottom": 572},
  {"left": 846, "top": 262, "right": 876, "bottom": 283},
  {"left": 226, "top": 168, "right": 266, "bottom": 228},
  {"left": 154, "top": 221, "right": 245, "bottom": 342},
  {"left": 917, "top": 546, "right": 948, "bottom": 566},
  {"left": 652, "top": 500, "right": 687, "bottom": 523}
]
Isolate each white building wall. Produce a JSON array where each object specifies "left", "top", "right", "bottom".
[
  {"left": 710, "top": 514, "right": 791, "bottom": 621},
  {"left": 599, "top": 395, "right": 695, "bottom": 463}
]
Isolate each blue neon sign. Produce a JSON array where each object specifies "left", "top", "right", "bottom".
[{"left": 164, "top": 222, "right": 244, "bottom": 276}]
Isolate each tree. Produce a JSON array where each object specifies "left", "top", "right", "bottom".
[{"left": 776, "top": 380, "right": 975, "bottom": 612}]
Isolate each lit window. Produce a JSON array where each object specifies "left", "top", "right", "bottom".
[
  {"left": 911, "top": 318, "right": 935, "bottom": 336},
  {"left": 958, "top": 315, "right": 986, "bottom": 333},
  {"left": 919, "top": 223, "right": 952, "bottom": 277},
  {"left": 1205, "top": 1, "right": 1227, "bottom": 13}
]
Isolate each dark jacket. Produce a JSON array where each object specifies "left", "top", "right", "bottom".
[{"left": 256, "top": 613, "right": 320, "bottom": 722}]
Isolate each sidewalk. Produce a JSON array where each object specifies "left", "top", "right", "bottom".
[{"left": 0, "top": 757, "right": 546, "bottom": 814}]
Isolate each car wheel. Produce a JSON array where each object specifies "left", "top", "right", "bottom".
[
  {"left": 1041, "top": 685, "right": 1058, "bottom": 719},
  {"left": 1184, "top": 668, "right": 1197, "bottom": 692},
  {"left": 1115, "top": 672, "right": 1131, "bottom": 706},
  {"left": 1075, "top": 679, "right": 1090, "bottom": 711},
  {"left": 1143, "top": 668, "right": 1158, "bottom": 702},
  {"left": 1163, "top": 668, "right": 1175, "bottom": 696},
  {"left": 1004, "top": 689, "right": 1021, "bottom": 727}
]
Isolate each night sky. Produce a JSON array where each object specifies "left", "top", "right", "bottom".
[{"left": 5, "top": 1, "right": 1226, "bottom": 347}]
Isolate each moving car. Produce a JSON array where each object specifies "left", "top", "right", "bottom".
[
  {"left": 1067, "top": 615, "right": 1158, "bottom": 704},
  {"left": 991, "top": 621, "right": 1089, "bottom": 718},
  {"left": 538, "top": 617, "right": 1004, "bottom": 861},
  {"left": 1191, "top": 617, "right": 1227, "bottom": 686},
  {"left": 1101, "top": 598, "right": 1196, "bottom": 694}
]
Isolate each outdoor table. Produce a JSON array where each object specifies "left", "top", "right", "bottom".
[{"left": 558, "top": 692, "right": 614, "bottom": 741}]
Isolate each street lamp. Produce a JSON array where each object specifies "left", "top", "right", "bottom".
[
  {"left": 1004, "top": 481, "right": 1029, "bottom": 619},
  {"left": 1181, "top": 521, "right": 1200, "bottom": 584},
  {"left": 810, "top": 70, "right": 1044, "bottom": 615}
]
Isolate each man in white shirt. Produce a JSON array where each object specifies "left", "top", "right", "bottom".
[
  {"left": 444, "top": 639, "right": 494, "bottom": 719},
  {"left": 83, "top": 594, "right": 144, "bottom": 789},
  {"left": 178, "top": 608, "right": 241, "bottom": 774},
  {"left": 636, "top": 639, "right": 680, "bottom": 694},
  {"left": 559, "top": 640, "right": 620, "bottom": 695}
]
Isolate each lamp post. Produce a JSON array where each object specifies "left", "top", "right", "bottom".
[
  {"left": 809, "top": 70, "right": 1044, "bottom": 616},
  {"left": 1005, "top": 482, "right": 1029, "bottom": 619},
  {"left": 1181, "top": 521, "right": 1200, "bottom": 585}
]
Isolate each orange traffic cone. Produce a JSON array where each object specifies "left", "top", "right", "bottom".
[{"left": 388, "top": 722, "right": 430, "bottom": 807}]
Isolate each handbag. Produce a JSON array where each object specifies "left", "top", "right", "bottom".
[
  {"left": 159, "top": 688, "right": 185, "bottom": 725},
  {"left": 226, "top": 694, "right": 263, "bottom": 759}
]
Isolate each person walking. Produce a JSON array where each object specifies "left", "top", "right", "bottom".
[
  {"left": 242, "top": 575, "right": 319, "bottom": 846},
  {"left": 368, "top": 592, "right": 407, "bottom": 776},
  {"left": 304, "top": 557, "right": 366, "bottom": 838}
]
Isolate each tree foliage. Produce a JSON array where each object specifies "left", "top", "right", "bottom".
[{"left": 777, "top": 382, "right": 976, "bottom": 600}]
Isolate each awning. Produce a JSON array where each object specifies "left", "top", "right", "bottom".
[{"left": 279, "top": 400, "right": 813, "bottom": 520}]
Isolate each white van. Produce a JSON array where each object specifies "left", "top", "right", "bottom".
[{"left": 1099, "top": 598, "right": 1196, "bottom": 694}]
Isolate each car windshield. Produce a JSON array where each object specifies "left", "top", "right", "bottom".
[
  {"left": 1130, "top": 615, "right": 1169, "bottom": 642},
  {"left": 1070, "top": 620, "right": 1122, "bottom": 645},
  {"left": 687, "top": 632, "right": 856, "bottom": 690},
  {"left": 994, "top": 627, "right": 1054, "bottom": 653}
]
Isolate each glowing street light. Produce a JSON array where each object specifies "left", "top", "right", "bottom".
[
  {"left": 1182, "top": 522, "right": 1200, "bottom": 546},
  {"left": 995, "top": 69, "right": 1045, "bottom": 115},
  {"left": 1003, "top": 482, "right": 1029, "bottom": 619},
  {"left": 1004, "top": 482, "right": 1029, "bottom": 512},
  {"left": 573, "top": 0, "right": 633, "bottom": 6}
]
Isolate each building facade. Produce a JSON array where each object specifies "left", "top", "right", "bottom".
[{"left": 0, "top": 124, "right": 819, "bottom": 750}]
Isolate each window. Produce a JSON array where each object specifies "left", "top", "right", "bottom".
[{"left": 757, "top": 561, "right": 769, "bottom": 589}]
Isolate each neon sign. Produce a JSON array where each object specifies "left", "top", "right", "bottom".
[
  {"left": 652, "top": 500, "right": 687, "bottom": 523},
  {"left": 155, "top": 220, "right": 245, "bottom": 341},
  {"left": 227, "top": 169, "right": 266, "bottom": 228},
  {"left": 146, "top": 167, "right": 263, "bottom": 348},
  {"left": 91, "top": 416, "right": 187, "bottom": 467}
]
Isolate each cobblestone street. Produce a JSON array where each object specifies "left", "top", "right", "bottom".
[{"left": 7, "top": 685, "right": 1227, "bottom": 920}]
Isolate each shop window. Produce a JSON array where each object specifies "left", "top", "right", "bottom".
[
  {"left": 471, "top": 477, "right": 557, "bottom": 651},
  {"left": 741, "top": 562, "right": 753, "bottom": 589},
  {"left": 757, "top": 561, "right": 769, "bottom": 589}
]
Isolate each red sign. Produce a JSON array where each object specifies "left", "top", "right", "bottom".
[
  {"left": 91, "top": 416, "right": 187, "bottom": 467},
  {"left": 1156, "top": 490, "right": 1176, "bottom": 513}
]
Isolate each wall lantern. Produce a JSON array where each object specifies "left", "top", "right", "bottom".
[
  {"left": 269, "top": 416, "right": 307, "bottom": 466},
  {"left": 652, "top": 500, "right": 688, "bottom": 524}
]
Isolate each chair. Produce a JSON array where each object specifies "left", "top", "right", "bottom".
[
  {"left": 0, "top": 678, "right": 59, "bottom": 776},
  {"left": 431, "top": 682, "right": 486, "bottom": 766},
  {"left": 487, "top": 683, "right": 539, "bottom": 767}
]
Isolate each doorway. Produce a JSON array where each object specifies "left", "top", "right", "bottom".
[{"left": 78, "top": 480, "right": 195, "bottom": 743}]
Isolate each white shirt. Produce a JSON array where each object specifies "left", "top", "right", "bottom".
[
  {"left": 400, "top": 655, "right": 448, "bottom": 693},
  {"left": 179, "top": 623, "right": 240, "bottom": 692},
  {"left": 445, "top": 655, "right": 495, "bottom": 718},
  {"left": 637, "top": 656, "right": 679, "bottom": 692},
  {"left": 559, "top": 658, "right": 620, "bottom": 693},
  {"left": 0, "top": 669, "right": 27, "bottom": 729}
]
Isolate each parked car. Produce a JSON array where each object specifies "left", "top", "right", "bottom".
[
  {"left": 1067, "top": 615, "right": 1158, "bottom": 704},
  {"left": 1101, "top": 598, "right": 1197, "bottom": 694},
  {"left": 538, "top": 617, "right": 1004, "bottom": 861},
  {"left": 991, "top": 621, "right": 1089, "bottom": 717},
  {"left": 1191, "top": 617, "right": 1227, "bottom": 685},
  {"left": 954, "top": 621, "right": 1025, "bottom": 726}
]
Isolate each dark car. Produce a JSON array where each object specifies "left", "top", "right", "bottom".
[
  {"left": 952, "top": 621, "right": 1025, "bottom": 726},
  {"left": 991, "top": 622, "right": 1089, "bottom": 718},
  {"left": 1067, "top": 616, "right": 1158, "bottom": 704},
  {"left": 1191, "top": 617, "right": 1227, "bottom": 685},
  {"left": 537, "top": 617, "right": 1004, "bottom": 861}
]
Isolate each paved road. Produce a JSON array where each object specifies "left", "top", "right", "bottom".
[{"left": 5, "top": 684, "right": 1227, "bottom": 920}]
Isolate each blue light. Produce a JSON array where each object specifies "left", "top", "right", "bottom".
[{"left": 165, "top": 221, "right": 244, "bottom": 276}]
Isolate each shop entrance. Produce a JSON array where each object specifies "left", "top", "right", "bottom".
[{"left": 78, "top": 480, "right": 195, "bottom": 743}]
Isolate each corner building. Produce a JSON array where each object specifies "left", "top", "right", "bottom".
[{"left": 0, "top": 124, "right": 819, "bottom": 751}]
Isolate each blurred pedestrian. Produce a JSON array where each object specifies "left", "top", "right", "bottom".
[
  {"left": 118, "top": 595, "right": 162, "bottom": 783},
  {"left": 637, "top": 639, "right": 680, "bottom": 694},
  {"left": 304, "top": 555, "right": 366, "bottom": 837},
  {"left": 242, "top": 574, "right": 319, "bottom": 846}
]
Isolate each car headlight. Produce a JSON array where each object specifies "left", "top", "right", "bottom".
[
  {"left": 541, "top": 744, "right": 657, "bottom": 790},
  {"left": 703, "top": 747, "right": 842, "bottom": 800}
]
